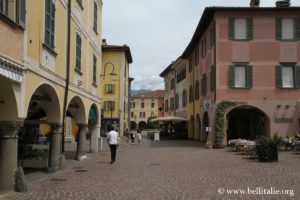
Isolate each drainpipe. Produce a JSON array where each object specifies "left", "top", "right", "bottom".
[{"left": 61, "top": 0, "right": 72, "bottom": 153}]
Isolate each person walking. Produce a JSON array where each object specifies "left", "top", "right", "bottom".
[
  {"left": 130, "top": 128, "right": 136, "bottom": 144},
  {"left": 124, "top": 128, "right": 130, "bottom": 144},
  {"left": 107, "top": 127, "right": 118, "bottom": 164},
  {"left": 137, "top": 128, "right": 142, "bottom": 144}
]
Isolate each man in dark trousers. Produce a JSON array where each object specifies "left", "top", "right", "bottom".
[{"left": 107, "top": 127, "right": 119, "bottom": 164}]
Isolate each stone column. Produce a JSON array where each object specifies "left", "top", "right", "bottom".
[
  {"left": 76, "top": 124, "right": 88, "bottom": 160},
  {"left": 48, "top": 124, "right": 62, "bottom": 172},
  {"left": 89, "top": 125, "right": 100, "bottom": 153},
  {"left": 0, "top": 121, "right": 22, "bottom": 192}
]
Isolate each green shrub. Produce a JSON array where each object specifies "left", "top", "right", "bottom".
[
  {"left": 256, "top": 136, "right": 278, "bottom": 162},
  {"left": 272, "top": 132, "right": 284, "bottom": 147}
]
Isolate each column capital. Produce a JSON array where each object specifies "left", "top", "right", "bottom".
[
  {"left": 0, "top": 121, "right": 23, "bottom": 138},
  {"left": 50, "top": 124, "right": 62, "bottom": 134}
]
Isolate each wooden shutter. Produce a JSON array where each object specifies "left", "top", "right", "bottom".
[
  {"left": 276, "top": 65, "right": 282, "bottom": 88},
  {"left": 17, "top": 0, "right": 26, "bottom": 28},
  {"left": 93, "top": 1, "right": 98, "bottom": 32},
  {"left": 295, "top": 65, "right": 300, "bottom": 88},
  {"left": 93, "top": 55, "right": 97, "bottom": 83},
  {"left": 50, "top": 2, "right": 55, "bottom": 48},
  {"left": 228, "top": 18, "right": 235, "bottom": 40},
  {"left": 76, "top": 34, "right": 82, "bottom": 70},
  {"left": 246, "top": 65, "right": 253, "bottom": 88},
  {"left": 44, "top": 0, "right": 55, "bottom": 48},
  {"left": 247, "top": 17, "right": 253, "bottom": 40},
  {"left": 210, "top": 66, "right": 216, "bottom": 92},
  {"left": 276, "top": 17, "right": 282, "bottom": 40},
  {"left": 229, "top": 65, "right": 235, "bottom": 88},
  {"left": 295, "top": 18, "right": 300, "bottom": 40}
]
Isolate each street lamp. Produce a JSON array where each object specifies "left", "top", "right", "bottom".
[{"left": 100, "top": 62, "right": 117, "bottom": 79}]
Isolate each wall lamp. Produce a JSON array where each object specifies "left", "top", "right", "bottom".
[{"left": 100, "top": 62, "right": 117, "bottom": 79}]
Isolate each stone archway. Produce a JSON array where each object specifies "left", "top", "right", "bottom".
[
  {"left": 201, "top": 112, "right": 209, "bottom": 142},
  {"left": 130, "top": 121, "right": 137, "bottom": 130},
  {"left": 66, "top": 96, "right": 87, "bottom": 160},
  {"left": 138, "top": 121, "right": 147, "bottom": 130},
  {"left": 226, "top": 105, "right": 270, "bottom": 141},
  {"left": 0, "top": 77, "right": 22, "bottom": 192},
  {"left": 188, "top": 115, "right": 194, "bottom": 139},
  {"left": 21, "top": 83, "right": 61, "bottom": 171},
  {"left": 195, "top": 114, "right": 201, "bottom": 141}
]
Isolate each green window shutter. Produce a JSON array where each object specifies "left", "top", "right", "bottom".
[
  {"left": 276, "top": 17, "right": 282, "bottom": 40},
  {"left": 247, "top": 17, "right": 253, "bottom": 40},
  {"left": 76, "top": 34, "right": 82, "bottom": 70},
  {"left": 246, "top": 65, "right": 253, "bottom": 88},
  {"left": 93, "top": 55, "right": 97, "bottom": 83},
  {"left": 50, "top": 2, "right": 55, "bottom": 48},
  {"left": 229, "top": 65, "right": 235, "bottom": 88},
  {"left": 295, "top": 18, "right": 300, "bottom": 40},
  {"left": 295, "top": 65, "right": 300, "bottom": 88},
  {"left": 93, "top": 2, "right": 98, "bottom": 32},
  {"left": 44, "top": 0, "right": 55, "bottom": 48},
  {"left": 228, "top": 18, "right": 235, "bottom": 40},
  {"left": 17, "top": 0, "right": 26, "bottom": 28},
  {"left": 276, "top": 65, "right": 282, "bottom": 88}
]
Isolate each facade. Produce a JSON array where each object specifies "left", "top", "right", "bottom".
[
  {"left": 101, "top": 41, "right": 133, "bottom": 137},
  {"left": 0, "top": 0, "right": 103, "bottom": 192},
  {"left": 161, "top": 4, "right": 300, "bottom": 145},
  {"left": 130, "top": 90, "right": 164, "bottom": 130}
]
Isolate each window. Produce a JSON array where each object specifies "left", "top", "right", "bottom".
[
  {"left": 165, "top": 99, "right": 169, "bottom": 111},
  {"left": 93, "top": 1, "right": 98, "bottom": 33},
  {"left": 229, "top": 18, "right": 253, "bottom": 40},
  {"left": 201, "top": 37, "right": 206, "bottom": 57},
  {"left": 210, "top": 25, "right": 215, "bottom": 48},
  {"left": 276, "top": 18, "right": 300, "bottom": 40},
  {"left": 195, "top": 46, "right": 199, "bottom": 65},
  {"left": 140, "top": 112, "right": 146, "bottom": 118},
  {"left": 210, "top": 66, "right": 216, "bottom": 92},
  {"left": 189, "top": 56, "right": 193, "bottom": 73},
  {"left": 189, "top": 85, "right": 193, "bottom": 103},
  {"left": 141, "top": 102, "right": 144, "bottom": 108},
  {"left": 131, "top": 102, "right": 135, "bottom": 108},
  {"left": 170, "top": 97, "right": 174, "bottom": 110},
  {"left": 170, "top": 78, "right": 175, "bottom": 90},
  {"left": 195, "top": 80, "right": 199, "bottom": 100},
  {"left": 176, "top": 65, "right": 186, "bottom": 83},
  {"left": 276, "top": 65, "right": 300, "bottom": 88},
  {"left": 151, "top": 102, "right": 155, "bottom": 108},
  {"left": 201, "top": 74, "right": 207, "bottom": 96},
  {"left": 105, "top": 84, "right": 115, "bottom": 94},
  {"left": 165, "top": 81, "right": 169, "bottom": 91},
  {"left": 229, "top": 64, "right": 252, "bottom": 88},
  {"left": 45, "top": 0, "right": 56, "bottom": 49},
  {"left": 182, "top": 90, "right": 187, "bottom": 107},
  {"left": 93, "top": 55, "right": 97, "bottom": 84},
  {"left": 131, "top": 112, "right": 134, "bottom": 118},
  {"left": 175, "top": 93, "right": 179, "bottom": 109},
  {"left": 104, "top": 101, "right": 115, "bottom": 111},
  {"left": 0, "top": 0, "right": 7, "bottom": 15},
  {"left": 76, "top": 34, "right": 82, "bottom": 71}
]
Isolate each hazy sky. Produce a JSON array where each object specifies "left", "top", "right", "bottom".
[{"left": 102, "top": 0, "right": 300, "bottom": 90}]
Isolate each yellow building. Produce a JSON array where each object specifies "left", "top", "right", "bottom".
[
  {"left": 101, "top": 40, "right": 133, "bottom": 136},
  {"left": 0, "top": 0, "right": 103, "bottom": 192}
]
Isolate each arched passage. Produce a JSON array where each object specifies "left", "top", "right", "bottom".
[
  {"left": 130, "top": 121, "right": 137, "bottom": 130},
  {"left": 88, "top": 104, "right": 100, "bottom": 153},
  {"left": 201, "top": 112, "right": 209, "bottom": 142},
  {"left": 188, "top": 115, "right": 194, "bottom": 139},
  {"left": 226, "top": 105, "right": 270, "bottom": 141},
  {"left": 138, "top": 121, "right": 147, "bottom": 130}
]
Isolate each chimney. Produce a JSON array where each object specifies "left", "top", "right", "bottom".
[
  {"left": 102, "top": 39, "right": 107, "bottom": 45},
  {"left": 276, "top": 0, "right": 291, "bottom": 8},
  {"left": 250, "top": 0, "right": 260, "bottom": 8}
]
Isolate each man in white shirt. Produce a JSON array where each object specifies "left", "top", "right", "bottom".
[{"left": 107, "top": 127, "right": 119, "bottom": 164}]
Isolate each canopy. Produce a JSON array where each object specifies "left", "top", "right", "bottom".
[{"left": 150, "top": 116, "right": 188, "bottom": 122}]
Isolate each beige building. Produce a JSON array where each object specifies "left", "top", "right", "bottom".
[
  {"left": 101, "top": 41, "right": 133, "bottom": 136},
  {"left": 0, "top": 0, "right": 103, "bottom": 192},
  {"left": 130, "top": 90, "right": 164, "bottom": 130}
]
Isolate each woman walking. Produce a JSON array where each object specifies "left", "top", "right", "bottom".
[
  {"left": 130, "top": 128, "right": 136, "bottom": 144},
  {"left": 137, "top": 128, "right": 142, "bottom": 144}
]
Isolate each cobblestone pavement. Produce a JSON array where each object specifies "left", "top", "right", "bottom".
[{"left": 1, "top": 137, "right": 299, "bottom": 200}]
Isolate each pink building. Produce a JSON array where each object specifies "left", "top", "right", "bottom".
[{"left": 181, "top": 4, "right": 300, "bottom": 145}]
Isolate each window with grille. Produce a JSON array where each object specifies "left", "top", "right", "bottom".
[
  {"left": 93, "top": 55, "right": 97, "bottom": 84},
  {"left": 76, "top": 34, "right": 82, "bottom": 71}
]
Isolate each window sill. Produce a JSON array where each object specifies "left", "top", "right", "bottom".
[
  {"left": 0, "top": 13, "right": 25, "bottom": 30},
  {"left": 74, "top": 68, "right": 83, "bottom": 76},
  {"left": 42, "top": 43, "right": 57, "bottom": 57}
]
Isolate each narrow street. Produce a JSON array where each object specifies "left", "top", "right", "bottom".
[{"left": 1, "top": 136, "right": 299, "bottom": 200}]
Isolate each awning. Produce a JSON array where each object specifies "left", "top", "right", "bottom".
[
  {"left": 150, "top": 116, "right": 188, "bottom": 122},
  {"left": 0, "top": 56, "right": 24, "bottom": 83}
]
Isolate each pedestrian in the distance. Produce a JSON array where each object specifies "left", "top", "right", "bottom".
[
  {"left": 107, "top": 127, "right": 118, "bottom": 164},
  {"left": 124, "top": 127, "right": 130, "bottom": 144},
  {"left": 137, "top": 128, "right": 142, "bottom": 144},
  {"left": 130, "top": 128, "right": 136, "bottom": 144}
]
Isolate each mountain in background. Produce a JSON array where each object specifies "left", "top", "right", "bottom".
[{"left": 131, "top": 89, "right": 152, "bottom": 96}]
